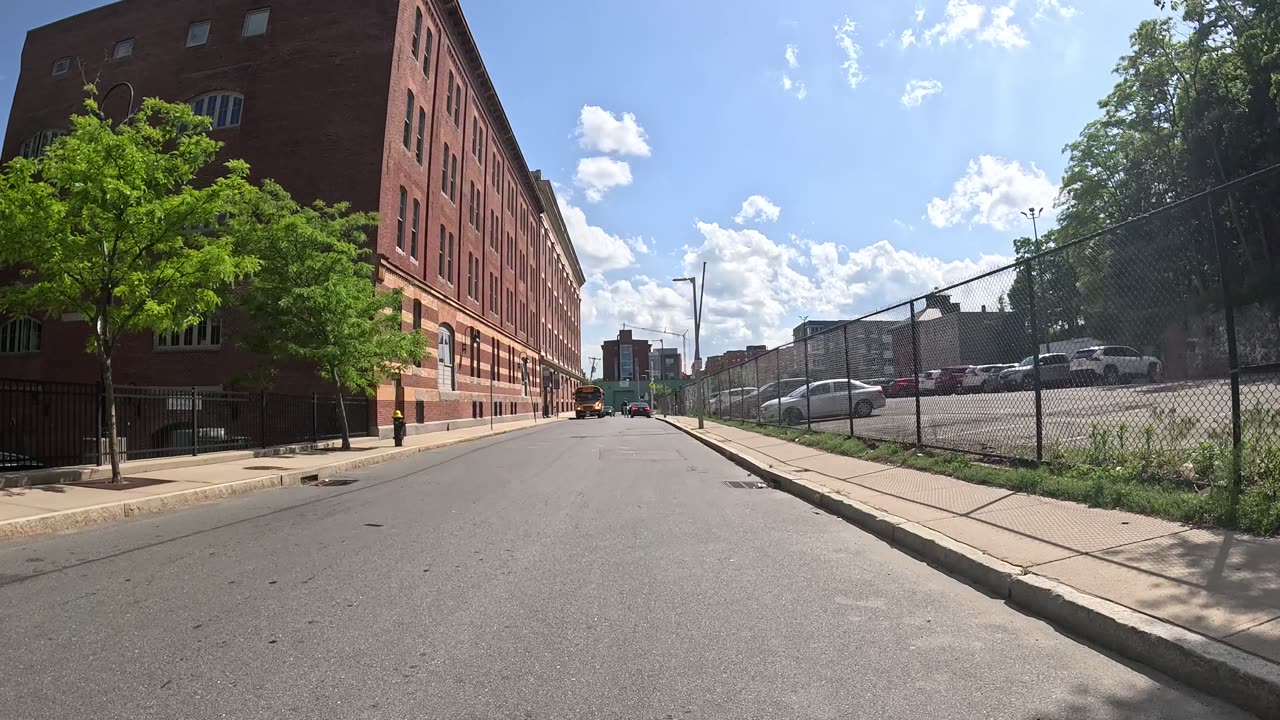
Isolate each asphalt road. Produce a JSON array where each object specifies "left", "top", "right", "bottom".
[
  {"left": 754, "top": 377, "right": 1280, "bottom": 458},
  {"left": 0, "top": 417, "right": 1251, "bottom": 719}
]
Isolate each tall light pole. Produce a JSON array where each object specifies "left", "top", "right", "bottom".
[
  {"left": 1020, "top": 207, "right": 1044, "bottom": 254},
  {"left": 674, "top": 262, "right": 706, "bottom": 429}
]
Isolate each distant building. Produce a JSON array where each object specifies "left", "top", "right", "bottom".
[
  {"left": 703, "top": 345, "right": 767, "bottom": 377},
  {"left": 890, "top": 306, "right": 1023, "bottom": 374},
  {"left": 649, "top": 347, "right": 681, "bottom": 380},
  {"left": 793, "top": 320, "right": 847, "bottom": 341},
  {"left": 602, "top": 330, "right": 651, "bottom": 381}
]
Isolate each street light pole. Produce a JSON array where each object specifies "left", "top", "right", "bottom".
[{"left": 674, "top": 262, "right": 706, "bottom": 429}]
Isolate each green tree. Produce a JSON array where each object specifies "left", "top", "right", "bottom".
[
  {"left": 231, "top": 181, "right": 429, "bottom": 449},
  {"left": 0, "top": 90, "right": 257, "bottom": 483}
]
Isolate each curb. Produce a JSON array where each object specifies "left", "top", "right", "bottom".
[
  {"left": 661, "top": 416, "right": 1280, "bottom": 720},
  {"left": 0, "top": 418, "right": 559, "bottom": 542}
]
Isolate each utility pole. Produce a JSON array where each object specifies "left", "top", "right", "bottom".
[
  {"left": 673, "top": 262, "right": 706, "bottom": 429},
  {"left": 587, "top": 356, "right": 599, "bottom": 380}
]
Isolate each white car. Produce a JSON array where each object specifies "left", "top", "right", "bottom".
[
  {"left": 760, "top": 379, "right": 886, "bottom": 425},
  {"left": 710, "top": 387, "right": 756, "bottom": 415},
  {"left": 1068, "top": 346, "right": 1162, "bottom": 385},
  {"left": 920, "top": 370, "right": 941, "bottom": 395},
  {"left": 960, "top": 364, "right": 1016, "bottom": 393}
]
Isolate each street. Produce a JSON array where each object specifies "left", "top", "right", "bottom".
[{"left": 0, "top": 418, "right": 1250, "bottom": 719}]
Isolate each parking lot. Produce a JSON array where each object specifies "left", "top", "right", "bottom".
[{"left": 723, "top": 377, "right": 1280, "bottom": 459}]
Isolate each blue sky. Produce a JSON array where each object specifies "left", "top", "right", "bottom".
[{"left": 1, "top": 0, "right": 1164, "bottom": 373}]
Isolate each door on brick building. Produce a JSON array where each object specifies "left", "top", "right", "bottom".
[{"left": 438, "top": 324, "right": 455, "bottom": 391}]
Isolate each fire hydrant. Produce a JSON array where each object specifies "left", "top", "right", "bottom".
[{"left": 392, "top": 410, "right": 406, "bottom": 447}]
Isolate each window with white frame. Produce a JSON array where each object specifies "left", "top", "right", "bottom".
[
  {"left": 19, "top": 129, "right": 64, "bottom": 159},
  {"left": 0, "top": 318, "right": 41, "bottom": 354},
  {"left": 243, "top": 8, "right": 270, "bottom": 37},
  {"left": 438, "top": 324, "right": 455, "bottom": 391},
  {"left": 113, "top": 38, "right": 135, "bottom": 60},
  {"left": 191, "top": 92, "right": 244, "bottom": 129},
  {"left": 187, "top": 20, "right": 211, "bottom": 47},
  {"left": 52, "top": 57, "right": 71, "bottom": 76},
  {"left": 156, "top": 316, "right": 221, "bottom": 350}
]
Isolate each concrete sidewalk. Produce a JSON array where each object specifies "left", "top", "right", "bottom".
[
  {"left": 0, "top": 414, "right": 565, "bottom": 540},
  {"left": 666, "top": 416, "right": 1280, "bottom": 666}
]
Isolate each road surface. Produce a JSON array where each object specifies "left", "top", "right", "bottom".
[{"left": 0, "top": 417, "right": 1250, "bottom": 719}]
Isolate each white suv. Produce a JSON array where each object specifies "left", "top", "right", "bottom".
[{"left": 1069, "top": 346, "right": 1162, "bottom": 385}]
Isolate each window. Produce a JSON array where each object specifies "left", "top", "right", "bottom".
[
  {"left": 467, "top": 252, "right": 474, "bottom": 298},
  {"left": 453, "top": 82, "right": 463, "bottom": 126},
  {"left": 403, "top": 90, "right": 414, "bottom": 149},
  {"left": 411, "top": 8, "right": 422, "bottom": 58},
  {"left": 113, "top": 38, "right": 135, "bottom": 60},
  {"left": 438, "top": 325, "right": 455, "bottom": 391},
  {"left": 467, "top": 182, "right": 476, "bottom": 228},
  {"left": 243, "top": 8, "right": 270, "bottom": 37},
  {"left": 447, "top": 232, "right": 454, "bottom": 282},
  {"left": 191, "top": 92, "right": 244, "bottom": 129},
  {"left": 449, "top": 152, "right": 457, "bottom": 202},
  {"left": 0, "top": 318, "right": 40, "bottom": 354},
  {"left": 396, "top": 187, "right": 406, "bottom": 251},
  {"left": 440, "top": 143, "right": 450, "bottom": 196},
  {"left": 438, "top": 225, "right": 446, "bottom": 278},
  {"left": 412, "top": 299, "right": 422, "bottom": 330},
  {"left": 470, "top": 331, "right": 480, "bottom": 378},
  {"left": 445, "top": 72, "right": 454, "bottom": 124},
  {"left": 19, "top": 129, "right": 64, "bottom": 159},
  {"left": 187, "top": 20, "right": 211, "bottom": 47},
  {"left": 51, "top": 57, "right": 71, "bottom": 76},
  {"left": 410, "top": 198, "right": 420, "bottom": 258},
  {"left": 156, "top": 316, "right": 221, "bottom": 350},
  {"left": 423, "top": 27, "right": 433, "bottom": 76},
  {"left": 471, "top": 117, "right": 478, "bottom": 158},
  {"left": 415, "top": 108, "right": 425, "bottom": 163}
]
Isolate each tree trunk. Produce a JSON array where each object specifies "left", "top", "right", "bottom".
[
  {"left": 332, "top": 368, "right": 351, "bottom": 451},
  {"left": 99, "top": 346, "right": 123, "bottom": 484}
]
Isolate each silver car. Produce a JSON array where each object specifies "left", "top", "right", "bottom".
[
  {"left": 760, "top": 379, "right": 886, "bottom": 425},
  {"left": 998, "top": 353, "right": 1070, "bottom": 391}
]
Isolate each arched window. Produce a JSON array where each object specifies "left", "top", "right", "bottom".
[
  {"left": 438, "top": 324, "right": 455, "bottom": 391},
  {"left": 191, "top": 92, "right": 244, "bottom": 129},
  {"left": 19, "top": 129, "right": 64, "bottom": 159},
  {"left": 0, "top": 317, "right": 41, "bottom": 354}
]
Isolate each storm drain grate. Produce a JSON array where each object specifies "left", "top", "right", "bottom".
[
  {"left": 316, "top": 476, "right": 360, "bottom": 486},
  {"left": 722, "top": 480, "right": 767, "bottom": 489}
]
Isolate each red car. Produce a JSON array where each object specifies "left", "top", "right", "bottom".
[
  {"left": 884, "top": 377, "right": 917, "bottom": 398},
  {"left": 934, "top": 365, "right": 973, "bottom": 395}
]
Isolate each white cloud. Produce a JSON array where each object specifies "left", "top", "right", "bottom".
[
  {"left": 833, "top": 17, "right": 864, "bottom": 90},
  {"left": 575, "top": 105, "right": 651, "bottom": 157},
  {"left": 784, "top": 44, "right": 799, "bottom": 69},
  {"left": 781, "top": 74, "right": 808, "bottom": 100},
  {"left": 915, "top": 7, "right": 927, "bottom": 23},
  {"left": 900, "top": 28, "right": 917, "bottom": 48},
  {"left": 901, "top": 79, "right": 943, "bottom": 108},
  {"left": 627, "top": 236, "right": 652, "bottom": 254},
  {"left": 923, "top": 0, "right": 986, "bottom": 45},
  {"left": 978, "top": 2, "right": 1029, "bottom": 48},
  {"left": 926, "top": 155, "right": 1059, "bottom": 231},
  {"left": 734, "top": 195, "right": 782, "bottom": 224},
  {"left": 557, "top": 198, "right": 636, "bottom": 274},
  {"left": 575, "top": 156, "right": 633, "bottom": 203},
  {"left": 1035, "top": 0, "right": 1077, "bottom": 19},
  {"left": 581, "top": 275, "right": 697, "bottom": 370}
]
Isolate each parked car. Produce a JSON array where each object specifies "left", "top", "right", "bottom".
[
  {"left": 884, "top": 377, "right": 918, "bottom": 398},
  {"left": 711, "top": 387, "right": 756, "bottom": 415},
  {"left": 1069, "top": 346, "right": 1163, "bottom": 385},
  {"left": 731, "top": 378, "right": 808, "bottom": 418},
  {"left": 934, "top": 365, "right": 974, "bottom": 395},
  {"left": 998, "top": 353, "right": 1071, "bottom": 390},
  {"left": 603, "top": 405, "right": 615, "bottom": 417},
  {"left": 960, "top": 364, "right": 1017, "bottom": 393},
  {"left": 759, "top": 379, "right": 886, "bottom": 425},
  {"left": 628, "top": 401, "right": 652, "bottom": 418},
  {"left": 861, "top": 377, "right": 895, "bottom": 391},
  {"left": 919, "top": 370, "right": 941, "bottom": 395}
]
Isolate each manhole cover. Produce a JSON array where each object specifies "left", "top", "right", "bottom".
[
  {"left": 68, "top": 477, "right": 174, "bottom": 491},
  {"left": 722, "top": 480, "right": 767, "bottom": 489}
]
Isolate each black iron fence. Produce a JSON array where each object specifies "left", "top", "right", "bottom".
[
  {"left": 0, "top": 379, "right": 371, "bottom": 470},
  {"left": 682, "top": 165, "right": 1280, "bottom": 496}
]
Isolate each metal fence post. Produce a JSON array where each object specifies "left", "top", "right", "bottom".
[
  {"left": 95, "top": 382, "right": 104, "bottom": 465},
  {"left": 260, "top": 392, "right": 268, "bottom": 449},
  {"left": 843, "top": 324, "right": 855, "bottom": 438},
  {"left": 803, "top": 336, "right": 812, "bottom": 432},
  {"left": 909, "top": 300, "right": 923, "bottom": 449},
  {"left": 1025, "top": 260, "right": 1045, "bottom": 462},
  {"left": 752, "top": 357, "right": 760, "bottom": 423},
  {"left": 774, "top": 349, "right": 782, "bottom": 426},
  {"left": 1208, "top": 195, "right": 1243, "bottom": 507},
  {"left": 311, "top": 393, "right": 318, "bottom": 442},
  {"left": 190, "top": 386, "right": 199, "bottom": 456}
]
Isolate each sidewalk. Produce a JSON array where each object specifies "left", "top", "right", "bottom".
[
  {"left": 0, "top": 414, "right": 565, "bottom": 540},
  {"left": 665, "top": 416, "right": 1280, "bottom": 666}
]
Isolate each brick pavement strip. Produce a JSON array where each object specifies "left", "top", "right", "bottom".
[
  {"left": 659, "top": 415, "right": 1280, "bottom": 720},
  {"left": 0, "top": 416, "right": 565, "bottom": 541}
]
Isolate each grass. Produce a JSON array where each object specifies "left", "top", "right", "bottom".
[{"left": 701, "top": 415, "right": 1280, "bottom": 537}]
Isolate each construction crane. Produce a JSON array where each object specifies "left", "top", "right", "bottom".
[{"left": 621, "top": 323, "right": 689, "bottom": 378}]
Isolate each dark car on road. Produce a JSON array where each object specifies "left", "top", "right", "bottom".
[{"left": 628, "top": 401, "right": 652, "bottom": 418}]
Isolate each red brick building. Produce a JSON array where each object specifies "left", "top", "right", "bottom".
[
  {"left": 0, "top": 0, "right": 583, "bottom": 436},
  {"left": 601, "top": 330, "right": 651, "bottom": 382}
]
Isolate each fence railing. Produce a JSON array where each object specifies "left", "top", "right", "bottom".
[
  {"left": 681, "top": 165, "right": 1280, "bottom": 497},
  {"left": 0, "top": 379, "right": 371, "bottom": 471}
]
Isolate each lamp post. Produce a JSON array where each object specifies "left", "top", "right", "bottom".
[{"left": 673, "top": 262, "right": 706, "bottom": 429}]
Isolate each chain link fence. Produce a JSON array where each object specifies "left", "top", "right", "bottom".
[{"left": 681, "top": 165, "right": 1280, "bottom": 499}]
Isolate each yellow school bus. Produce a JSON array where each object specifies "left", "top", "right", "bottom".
[{"left": 574, "top": 385, "right": 606, "bottom": 419}]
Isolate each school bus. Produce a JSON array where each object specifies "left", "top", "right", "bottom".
[{"left": 574, "top": 384, "right": 606, "bottom": 419}]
